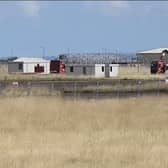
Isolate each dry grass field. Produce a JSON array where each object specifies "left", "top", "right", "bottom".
[{"left": 0, "top": 96, "right": 168, "bottom": 168}]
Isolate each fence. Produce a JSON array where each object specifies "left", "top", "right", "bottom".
[
  {"left": 0, "top": 79, "right": 167, "bottom": 99},
  {"left": 62, "top": 79, "right": 166, "bottom": 99}
]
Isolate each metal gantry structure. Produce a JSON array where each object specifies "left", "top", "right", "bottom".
[{"left": 58, "top": 52, "right": 135, "bottom": 64}]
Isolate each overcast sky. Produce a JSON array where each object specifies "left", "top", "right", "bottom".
[{"left": 0, "top": 1, "right": 168, "bottom": 57}]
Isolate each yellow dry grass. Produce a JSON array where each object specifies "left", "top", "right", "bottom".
[
  {"left": 119, "top": 66, "right": 164, "bottom": 79},
  {"left": 0, "top": 64, "right": 8, "bottom": 74},
  {"left": 0, "top": 96, "right": 168, "bottom": 168},
  {"left": 1, "top": 86, "right": 61, "bottom": 97}
]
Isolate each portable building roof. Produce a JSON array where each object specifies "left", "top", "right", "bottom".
[
  {"left": 65, "top": 64, "right": 105, "bottom": 66},
  {"left": 138, "top": 48, "right": 168, "bottom": 54},
  {"left": 13, "top": 57, "right": 49, "bottom": 63},
  {"left": 108, "top": 64, "right": 119, "bottom": 66}
]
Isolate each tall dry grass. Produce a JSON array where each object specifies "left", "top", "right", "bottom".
[
  {"left": 0, "top": 64, "right": 8, "bottom": 74},
  {"left": 1, "top": 86, "right": 61, "bottom": 97},
  {"left": 0, "top": 97, "right": 168, "bottom": 167},
  {"left": 119, "top": 66, "right": 164, "bottom": 79}
]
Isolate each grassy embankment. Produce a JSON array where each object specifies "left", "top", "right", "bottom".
[{"left": 0, "top": 96, "right": 168, "bottom": 167}]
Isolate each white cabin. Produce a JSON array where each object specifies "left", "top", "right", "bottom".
[{"left": 8, "top": 57, "right": 50, "bottom": 74}]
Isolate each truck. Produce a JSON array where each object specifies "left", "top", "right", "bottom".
[
  {"left": 150, "top": 58, "right": 166, "bottom": 74},
  {"left": 50, "top": 60, "right": 65, "bottom": 74}
]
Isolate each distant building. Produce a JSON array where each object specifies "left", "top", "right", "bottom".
[
  {"left": 136, "top": 48, "right": 168, "bottom": 65},
  {"left": 105, "top": 64, "right": 119, "bottom": 77},
  {"left": 65, "top": 64, "right": 105, "bottom": 78},
  {"left": 65, "top": 63, "right": 119, "bottom": 78},
  {"left": 8, "top": 57, "right": 50, "bottom": 74}
]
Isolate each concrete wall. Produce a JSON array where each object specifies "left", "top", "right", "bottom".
[
  {"left": 65, "top": 64, "right": 116, "bottom": 78},
  {"left": 65, "top": 64, "right": 95, "bottom": 76}
]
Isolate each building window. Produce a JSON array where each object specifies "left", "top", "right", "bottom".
[
  {"left": 70, "top": 66, "right": 74, "bottom": 72},
  {"left": 110, "top": 66, "right": 112, "bottom": 72},
  {"left": 102, "top": 66, "right": 104, "bottom": 72},
  {"left": 18, "top": 63, "right": 23, "bottom": 70}
]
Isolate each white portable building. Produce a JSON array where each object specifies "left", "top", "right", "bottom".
[
  {"left": 95, "top": 64, "right": 105, "bottom": 77},
  {"left": 105, "top": 64, "right": 119, "bottom": 77},
  {"left": 8, "top": 57, "right": 50, "bottom": 74},
  {"left": 65, "top": 64, "right": 105, "bottom": 77}
]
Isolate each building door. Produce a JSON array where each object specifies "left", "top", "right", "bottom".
[{"left": 35, "top": 64, "right": 44, "bottom": 73}]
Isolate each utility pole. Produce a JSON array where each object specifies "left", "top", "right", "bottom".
[
  {"left": 40, "top": 46, "right": 45, "bottom": 58},
  {"left": 115, "top": 50, "right": 118, "bottom": 63},
  {"left": 10, "top": 48, "right": 14, "bottom": 57}
]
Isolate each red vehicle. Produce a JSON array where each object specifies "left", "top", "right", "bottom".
[
  {"left": 151, "top": 58, "right": 166, "bottom": 74},
  {"left": 50, "top": 60, "right": 65, "bottom": 74}
]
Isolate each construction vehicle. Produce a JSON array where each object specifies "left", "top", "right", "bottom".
[{"left": 50, "top": 60, "right": 65, "bottom": 74}]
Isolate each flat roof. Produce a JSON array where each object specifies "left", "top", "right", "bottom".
[
  {"left": 137, "top": 48, "right": 168, "bottom": 54},
  {"left": 65, "top": 64, "right": 105, "bottom": 66},
  {"left": 13, "top": 57, "right": 49, "bottom": 63}
]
